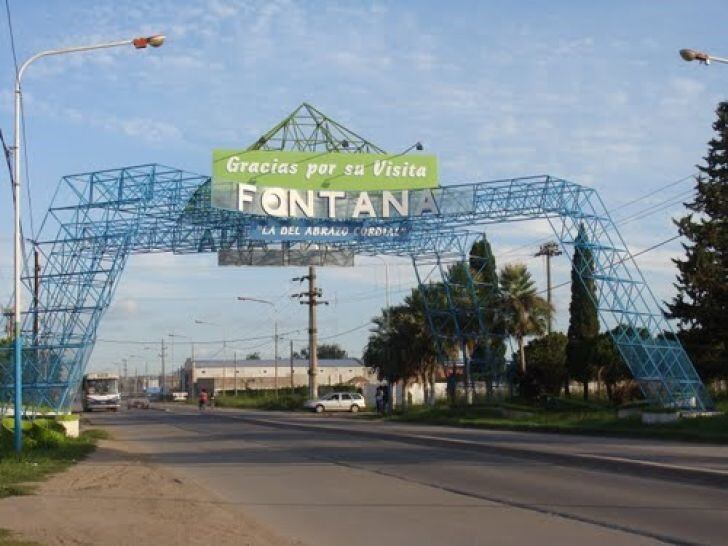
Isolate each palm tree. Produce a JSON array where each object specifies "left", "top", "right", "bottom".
[
  {"left": 499, "top": 264, "right": 551, "bottom": 374},
  {"left": 401, "top": 289, "right": 439, "bottom": 406},
  {"left": 363, "top": 291, "right": 440, "bottom": 410}
]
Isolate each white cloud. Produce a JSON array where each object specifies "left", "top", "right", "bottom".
[{"left": 660, "top": 77, "right": 706, "bottom": 108}]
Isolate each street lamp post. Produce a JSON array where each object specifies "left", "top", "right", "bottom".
[
  {"left": 167, "top": 333, "right": 187, "bottom": 397},
  {"left": 194, "top": 319, "right": 227, "bottom": 348},
  {"left": 369, "top": 255, "right": 392, "bottom": 409},
  {"left": 680, "top": 48, "right": 728, "bottom": 65},
  {"left": 237, "top": 297, "right": 279, "bottom": 398},
  {"left": 11, "top": 34, "right": 165, "bottom": 452},
  {"left": 369, "top": 255, "right": 390, "bottom": 311},
  {"left": 194, "top": 319, "right": 228, "bottom": 392}
]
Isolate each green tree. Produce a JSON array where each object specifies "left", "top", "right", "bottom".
[
  {"left": 593, "top": 332, "right": 626, "bottom": 403},
  {"left": 667, "top": 102, "right": 728, "bottom": 381},
  {"left": 363, "top": 289, "right": 440, "bottom": 411},
  {"left": 469, "top": 237, "right": 507, "bottom": 397},
  {"left": 317, "top": 343, "right": 347, "bottom": 359},
  {"left": 293, "top": 344, "right": 347, "bottom": 360},
  {"left": 0, "top": 336, "right": 10, "bottom": 387},
  {"left": 566, "top": 224, "right": 599, "bottom": 400},
  {"left": 292, "top": 348, "right": 308, "bottom": 360},
  {"left": 400, "top": 289, "right": 439, "bottom": 406},
  {"left": 499, "top": 264, "right": 551, "bottom": 375},
  {"left": 520, "top": 332, "right": 568, "bottom": 399},
  {"left": 363, "top": 305, "right": 425, "bottom": 411},
  {"left": 443, "top": 261, "right": 477, "bottom": 402},
  {"left": 245, "top": 352, "right": 261, "bottom": 360}
]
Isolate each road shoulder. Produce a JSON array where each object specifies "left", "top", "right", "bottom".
[{"left": 0, "top": 434, "right": 298, "bottom": 546}]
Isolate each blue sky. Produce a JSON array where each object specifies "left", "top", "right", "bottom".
[{"left": 0, "top": 0, "right": 725, "bottom": 375}]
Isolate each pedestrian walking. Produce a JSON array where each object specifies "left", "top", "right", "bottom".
[
  {"left": 375, "top": 386, "right": 384, "bottom": 415},
  {"left": 198, "top": 388, "right": 208, "bottom": 411}
]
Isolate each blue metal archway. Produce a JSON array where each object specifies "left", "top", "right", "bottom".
[{"left": 0, "top": 104, "right": 713, "bottom": 412}]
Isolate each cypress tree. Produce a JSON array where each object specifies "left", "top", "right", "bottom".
[
  {"left": 566, "top": 224, "right": 599, "bottom": 400},
  {"left": 469, "top": 237, "right": 506, "bottom": 395},
  {"left": 667, "top": 102, "right": 728, "bottom": 381}
]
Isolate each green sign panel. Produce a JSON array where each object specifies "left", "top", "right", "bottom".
[{"left": 212, "top": 150, "right": 438, "bottom": 191}]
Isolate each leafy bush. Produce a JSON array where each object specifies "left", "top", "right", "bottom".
[
  {"left": 0, "top": 423, "right": 103, "bottom": 499},
  {"left": 519, "top": 333, "right": 567, "bottom": 399}
]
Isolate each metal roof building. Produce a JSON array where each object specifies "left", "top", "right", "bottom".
[{"left": 183, "top": 357, "right": 375, "bottom": 393}]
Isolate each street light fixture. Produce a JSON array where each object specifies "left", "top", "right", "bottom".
[
  {"left": 679, "top": 48, "right": 728, "bottom": 65},
  {"left": 11, "top": 34, "right": 166, "bottom": 452},
  {"left": 133, "top": 35, "right": 166, "bottom": 48}
]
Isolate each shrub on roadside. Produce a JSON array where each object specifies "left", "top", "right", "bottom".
[{"left": 518, "top": 333, "right": 568, "bottom": 400}]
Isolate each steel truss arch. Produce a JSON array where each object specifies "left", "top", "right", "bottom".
[{"left": 0, "top": 165, "right": 712, "bottom": 413}]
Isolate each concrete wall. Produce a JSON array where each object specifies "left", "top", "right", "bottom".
[
  {"left": 193, "top": 365, "right": 376, "bottom": 392},
  {"left": 362, "top": 382, "right": 450, "bottom": 407}
]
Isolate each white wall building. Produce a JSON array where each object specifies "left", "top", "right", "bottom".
[{"left": 183, "top": 358, "right": 376, "bottom": 394}]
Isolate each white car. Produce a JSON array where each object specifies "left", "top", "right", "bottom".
[{"left": 305, "top": 392, "right": 366, "bottom": 413}]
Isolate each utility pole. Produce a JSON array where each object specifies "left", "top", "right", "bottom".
[
  {"left": 535, "top": 241, "right": 562, "bottom": 334},
  {"left": 160, "top": 338, "right": 166, "bottom": 399},
  {"left": 236, "top": 297, "right": 278, "bottom": 397},
  {"left": 292, "top": 266, "right": 328, "bottom": 400},
  {"left": 33, "top": 247, "right": 40, "bottom": 347},
  {"left": 190, "top": 342, "right": 196, "bottom": 396},
  {"left": 122, "top": 358, "right": 128, "bottom": 395},
  {"left": 233, "top": 351, "right": 238, "bottom": 396},
  {"left": 274, "top": 320, "right": 279, "bottom": 399},
  {"left": 289, "top": 339, "right": 294, "bottom": 389}
]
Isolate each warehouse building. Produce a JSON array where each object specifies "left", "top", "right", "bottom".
[{"left": 183, "top": 357, "right": 376, "bottom": 394}]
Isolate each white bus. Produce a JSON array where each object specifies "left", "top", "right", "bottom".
[{"left": 82, "top": 372, "right": 121, "bottom": 412}]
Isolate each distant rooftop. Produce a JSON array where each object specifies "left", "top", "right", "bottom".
[{"left": 186, "top": 358, "right": 364, "bottom": 369}]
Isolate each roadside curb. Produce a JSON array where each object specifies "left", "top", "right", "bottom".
[{"left": 214, "top": 411, "right": 728, "bottom": 489}]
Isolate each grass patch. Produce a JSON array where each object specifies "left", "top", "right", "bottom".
[
  {"left": 0, "top": 419, "right": 104, "bottom": 499},
  {"left": 0, "top": 529, "right": 38, "bottom": 546},
  {"left": 215, "top": 392, "right": 307, "bottom": 411},
  {"left": 390, "top": 399, "right": 728, "bottom": 444},
  {"left": 213, "top": 385, "right": 361, "bottom": 412}
]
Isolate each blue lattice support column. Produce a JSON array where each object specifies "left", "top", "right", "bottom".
[{"left": 544, "top": 184, "right": 712, "bottom": 409}]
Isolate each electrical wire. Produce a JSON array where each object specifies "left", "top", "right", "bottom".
[
  {"left": 97, "top": 327, "right": 304, "bottom": 346},
  {"left": 616, "top": 190, "right": 694, "bottom": 227},
  {"left": 496, "top": 173, "right": 696, "bottom": 260},
  {"left": 4, "top": 0, "right": 35, "bottom": 237},
  {"left": 534, "top": 233, "right": 683, "bottom": 296},
  {"left": 289, "top": 321, "right": 372, "bottom": 343}
]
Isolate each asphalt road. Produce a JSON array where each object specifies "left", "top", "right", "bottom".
[{"left": 87, "top": 408, "right": 728, "bottom": 546}]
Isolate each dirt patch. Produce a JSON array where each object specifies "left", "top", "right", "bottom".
[{"left": 0, "top": 438, "right": 299, "bottom": 546}]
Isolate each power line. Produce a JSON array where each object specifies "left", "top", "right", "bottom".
[
  {"left": 609, "top": 173, "right": 695, "bottom": 215},
  {"left": 3, "top": 0, "right": 18, "bottom": 73},
  {"left": 294, "top": 321, "right": 372, "bottom": 342},
  {"left": 617, "top": 190, "right": 694, "bottom": 227},
  {"left": 97, "top": 328, "right": 304, "bottom": 346},
  {"left": 3, "top": 0, "right": 34, "bottom": 237},
  {"left": 536, "top": 234, "right": 683, "bottom": 296},
  {"left": 497, "top": 173, "right": 696, "bottom": 260}
]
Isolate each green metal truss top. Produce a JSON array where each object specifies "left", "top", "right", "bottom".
[
  {"left": 247, "top": 103, "right": 386, "bottom": 154},
  {"left": 184, "top": 103, "right": 386, "bottom": 230}
]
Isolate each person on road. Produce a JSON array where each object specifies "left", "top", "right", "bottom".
[
  {"left": 198, "top": 388, "right": 209, "bottom": 411},
  {"left": 375, "top": 386, "right": 384, "bottom": 415},
  {"left": 382, "top": 384, "right": 390, "bottom": 415}
]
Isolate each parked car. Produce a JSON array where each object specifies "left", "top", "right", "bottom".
[
  {"left": 126, "top": 394, "right": 151, "bottom": 410},
  {"left": 304, "top": 392, "right": 366, "bottom": 413}
]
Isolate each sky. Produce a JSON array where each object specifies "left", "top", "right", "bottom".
[{"left": 0, "top": 0, "right": 725, "bottom": 375}]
